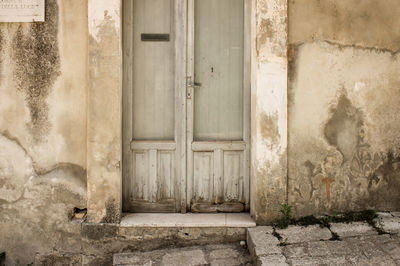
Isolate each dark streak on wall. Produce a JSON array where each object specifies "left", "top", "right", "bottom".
[
  {"left": 366, "top": 151, "right": 400, "bottom": 208},
  {"left": 12, "top": 0, "right": 60, "bottom": 143},
  {"left": 101, "top": 197, "right": 121, "bottom": 224}
]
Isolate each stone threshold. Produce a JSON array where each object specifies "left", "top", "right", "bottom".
[{"left": 120, "top": 213, "right": 256, "bottom": 228}]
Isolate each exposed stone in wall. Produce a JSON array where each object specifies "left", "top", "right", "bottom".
[{"left": 12, "top": 0, "right": 60, "bottom": 143}]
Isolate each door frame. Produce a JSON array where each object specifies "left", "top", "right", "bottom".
[
  {"left": 87, "top": 0, "right": 288, "bottom": 224},
  {"left": 122, "top": 0, "right": 251, "bottom": 213}
]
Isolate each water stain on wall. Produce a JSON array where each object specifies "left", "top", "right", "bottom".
[
  {"left": 289, "top": 0, "right": 400, "bottom": 52},
  {"left": 324, "top": 93, "right": 364, "bottom": 162},
  {"left": 260, "top": 112, "right": 280, "bottom": 146},
  {"left": 12, "top": 0, "right": 60, "bottom": 143}
]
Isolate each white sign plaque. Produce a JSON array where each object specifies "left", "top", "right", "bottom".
[{"left": 0, "top": 0, "right": 45, "bottom": 22}]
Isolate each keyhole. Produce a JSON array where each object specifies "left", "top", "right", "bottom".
[{"left": 211, "top": 67, "right": 214, "bottom": 73}]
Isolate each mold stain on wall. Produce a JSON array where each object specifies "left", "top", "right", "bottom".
[{"left": 12, "top": 0, "right": 60, "bottom": 143}]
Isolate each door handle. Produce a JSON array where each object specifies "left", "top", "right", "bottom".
[
  {"left": 192, "top": 82, "right": 202, "bottom": 88},
  {"left": 186, "top": 76, "right": 202, "bottom": 88}
]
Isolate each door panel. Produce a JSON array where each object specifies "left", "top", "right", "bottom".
[
  {"left": 193, "top": 152, "right": 214, "bottom": 201},
  {"left": 123, "top": 0, "right": 180, "bottom": 213},
  {"left": 127, "top": 143, "right": 178, "bottom": 212},
  {"left": 132, "top": 0, "right": 174, "bottom": 140},
  {"left": 191, "top": 149, "right": 246, "bottom": 212},
  {"left": 223, "top": 151, "right": 244, "bottom": 202},
  {"left": 127, "top": 148, "right": 176, "bottom": 212},
  {"left": 189, "top": 143, "right": 246, "bottom": 213},
  {"left": 187, "top": 0, "right": 249, "bottom": 213},
  {"left": 194, "top": 0, "right": 244, "bottom": 141}
]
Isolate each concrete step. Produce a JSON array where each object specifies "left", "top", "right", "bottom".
[
  {"left": 115, "top": 213, "right": 256, "bottom": 252},
  {"left": 112, "top": 214, "right": 256, "bottom": 265},
  {"left": 120, "top": 213, "right": 256, "bottom": 228}
]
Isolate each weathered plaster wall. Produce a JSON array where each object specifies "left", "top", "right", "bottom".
[
  {"left": 251, "top": 0, "right": 288, "bottom": 223},
  {"left": 2, "top": 0, "right": 399, "bottom": 263},
  {"left": 87, "top": 0, "right": 122, "bottom": 224},
  {"left": 0, "top": 0, "right": 88, "bottom": 264},
  {"left": 288, "top": 0, "right": 400, "bottom": 217}
]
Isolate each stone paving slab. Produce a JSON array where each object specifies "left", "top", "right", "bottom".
[
  {"left": 276, "top": 225, "right": 332, "bottom": 244},
  {"left": 378, "top": 215, "right": 400, "bottom": 234},
  {"left": 377, "top": 212, "right": 395, "bottom": 218},
  {"left": 246, "top": 212, "right": 400, "bottom": 266},
  {"left": 392, "top": 212, "right": 400, "bottom": 218},
  {"left": 258, "top": 254, "right": 288, "bottom": 266},
  {"left": 113, "top": 243, "right": 253, "bottom": 266},
  {"left": 330, "top": 221, "right": 377, "bottom": 238},
  {"left": 161, "top": 250, "right": 207, "bottom": 266},
  {"left": 286, "top": 256, "right": 347, "bottom": 266},
  {"left": 247, "top": 226, "right": 282, "bottom": 258}
]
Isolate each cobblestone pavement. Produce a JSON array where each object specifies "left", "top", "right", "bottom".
[
  {"left": 114, "top": 243, "right": 253, "bottom": 266},
  {"left": 114, "top": 212, "right": 400, "bottom": 266},
  {"left": 248, "top": 212, "right": 400, "bottom": 266}
]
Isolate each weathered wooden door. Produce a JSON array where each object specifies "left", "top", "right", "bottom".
[
  {"left": 186, "top": 0, "right": 250, "bottom": 212},
  {"left": 123, "top": 0, "right": 186, "bottom": 212},
  {"left": 123, "top": 0, "right": 249, "bottom": 213}
]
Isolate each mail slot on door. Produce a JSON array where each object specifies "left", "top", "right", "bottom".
[{"left": 141, "top": 33, "right": 170, "bottom": 42}]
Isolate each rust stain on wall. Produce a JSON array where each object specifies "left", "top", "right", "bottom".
[
  {"left": 12, "top": 0, "right": 60, "bottom": 143},
  {"left": 321, "top": 177, "right": 334, "bottom": 202}
]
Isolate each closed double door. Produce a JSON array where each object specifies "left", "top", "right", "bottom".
[{"left": 123, "top": 0, "right": 250, "bottom": 213}]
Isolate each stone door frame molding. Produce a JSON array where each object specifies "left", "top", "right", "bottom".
[{"left": 87, "top": 0, "right": 288, "bottom": 225}]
